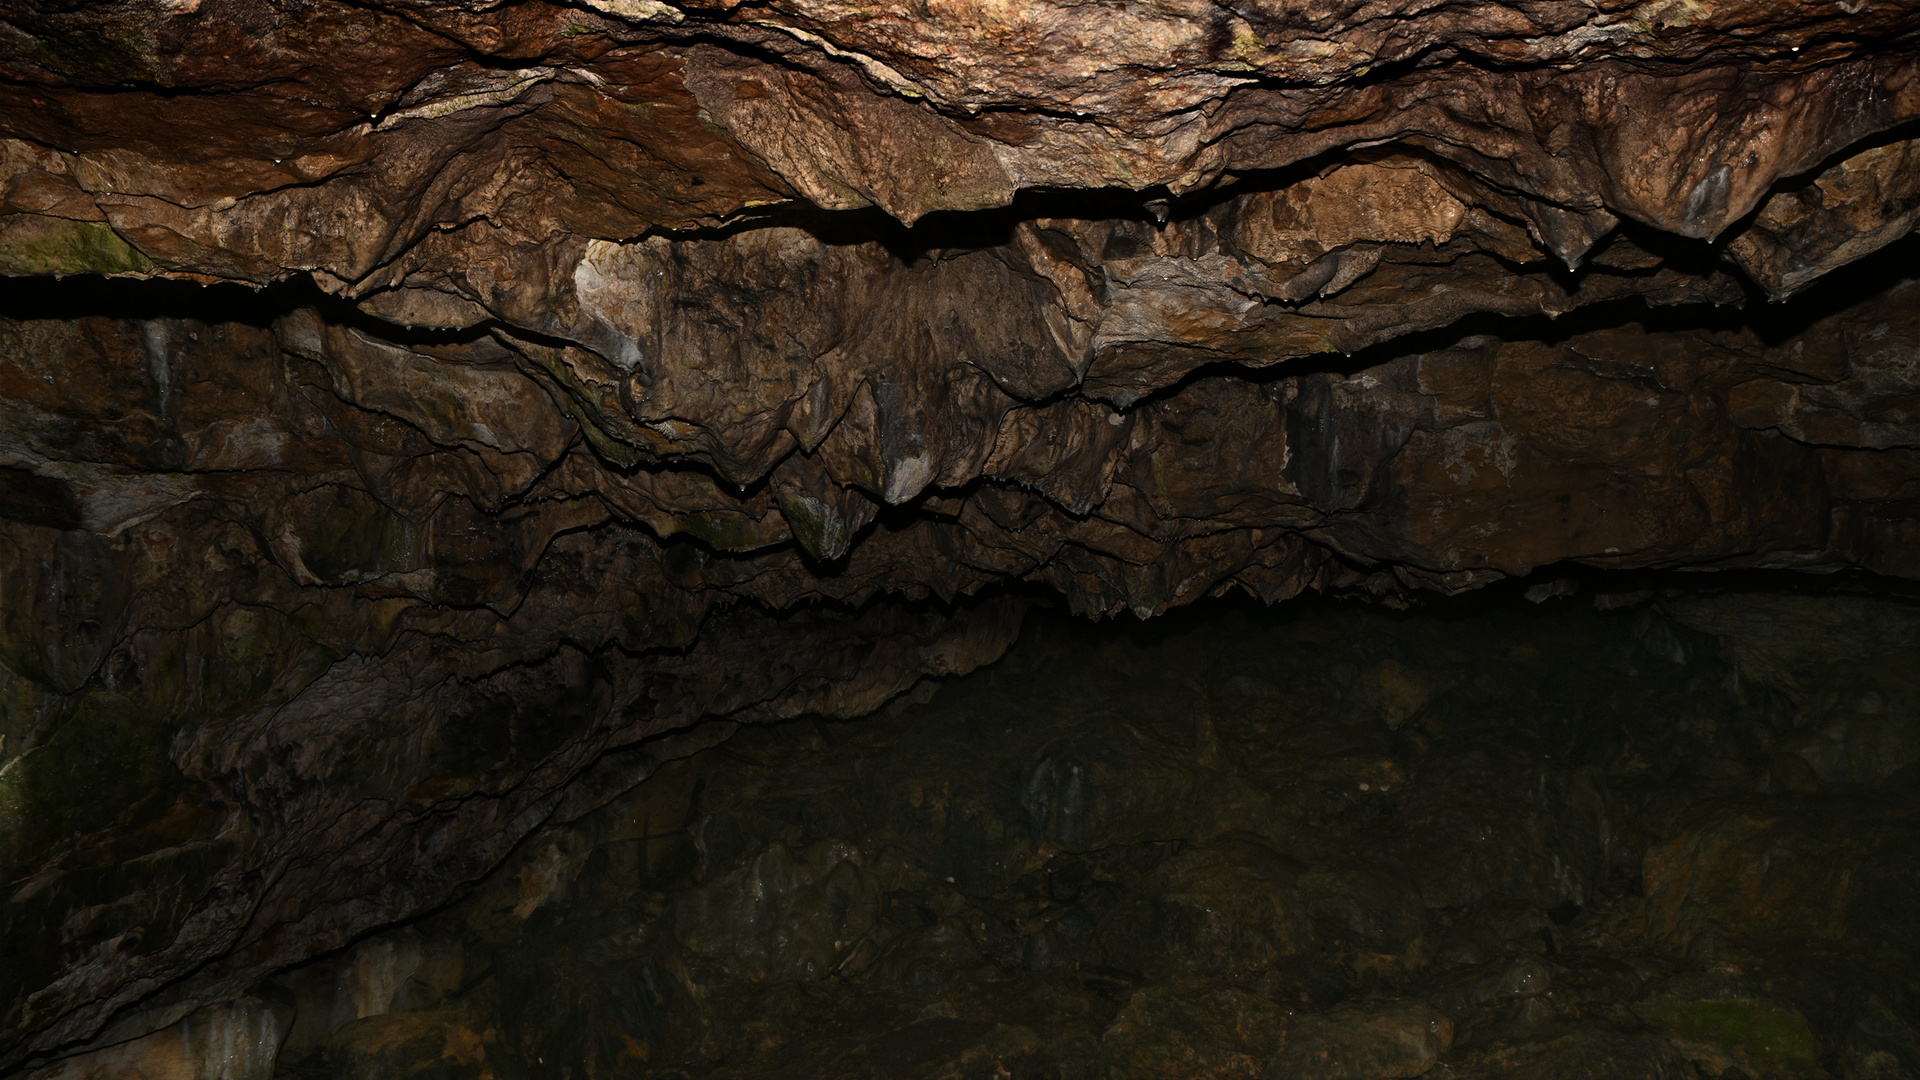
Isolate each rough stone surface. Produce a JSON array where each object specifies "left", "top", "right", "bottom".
[{"left": 3, "top": 0, "right": 1920, "bottom": 1071}]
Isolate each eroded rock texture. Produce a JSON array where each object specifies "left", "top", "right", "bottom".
[{"left": 3, "top": 0, "right": 1920, "bottom": 1070}]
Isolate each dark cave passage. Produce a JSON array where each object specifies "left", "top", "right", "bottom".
[{"left": 246, "top": 583, "right": 1920, "bottom": 1080}]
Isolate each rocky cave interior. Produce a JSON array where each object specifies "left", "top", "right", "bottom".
[{"left": 4, "top": 1, "right": 1920, "bottom": 1078}]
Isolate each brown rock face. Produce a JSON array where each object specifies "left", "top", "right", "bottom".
[{"left": 2, "top": 0, "right": 1919, "bottom": 1069}]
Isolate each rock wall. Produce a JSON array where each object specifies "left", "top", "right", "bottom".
[{"left": 3, "top": 0, "right": 1920, "bottom": 1070}]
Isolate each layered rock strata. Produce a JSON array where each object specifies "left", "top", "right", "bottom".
[{"left": 3, "top": 0, "right": 1920, "bottom": 1070}]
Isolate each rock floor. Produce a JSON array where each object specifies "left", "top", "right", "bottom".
[{"left": 264, "top": 583, "right": 1920, "bottom": 1080}]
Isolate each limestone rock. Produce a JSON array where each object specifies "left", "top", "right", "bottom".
[{"left": 3, "top": 0, "right": 1920, "bottom": 1070}]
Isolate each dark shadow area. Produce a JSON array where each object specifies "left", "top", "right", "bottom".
[
  {"left": 0, "top": 273, "right": 286, "bottom": 326},
  {"left": 0, "top": 271, "right": 499, "bottom": 349},
  {"left": 263, "top": 574, "right": 1920, "bottom": 1080}
]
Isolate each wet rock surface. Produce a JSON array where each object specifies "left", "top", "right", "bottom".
[{"left": 202, "top": 587, "right": 1920, "bottom": 1080}]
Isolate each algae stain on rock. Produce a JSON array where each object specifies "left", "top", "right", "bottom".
[
  {"left": 0, "top": 218, "right": 154, "bottom": 278},
  {"left": 1635, "top": 992, "right": 1821, "bottom": 1076}
]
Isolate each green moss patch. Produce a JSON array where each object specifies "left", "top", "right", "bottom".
[
  {"left": 0, "top": 218, "right": 154, "bottom": 278},
  {"left": 1637, "top": 994, "right": 1820, "bottom": 1075}
]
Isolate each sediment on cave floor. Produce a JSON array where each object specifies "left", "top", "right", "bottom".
[{"left": 57, "top": 580, "right": 1920, "bottom": 1080}]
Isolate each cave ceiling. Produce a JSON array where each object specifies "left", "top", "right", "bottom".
[{"left": 3, "top": 0, "right": 1920, "bottom": 1069}]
